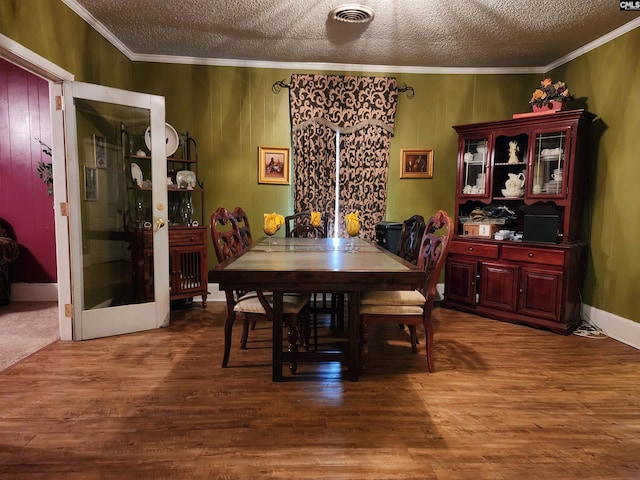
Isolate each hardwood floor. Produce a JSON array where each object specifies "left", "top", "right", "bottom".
[{"left": 1, "top": 303, "right": 639, "bottom": 479}]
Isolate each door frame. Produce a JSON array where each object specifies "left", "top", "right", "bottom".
[
  {"left": 1, "top": 33, "right": 172, "bottom": 340},
  {"left": 1, "top": 33, "right": 74, "bottom": 339}
]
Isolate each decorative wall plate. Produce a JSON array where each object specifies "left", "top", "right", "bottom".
[
  {"left": 131, "top": 162, "right": 143, "bottom": 186},
  {"left": 144, "top": 123, "right": 179, "bottom": 157}
]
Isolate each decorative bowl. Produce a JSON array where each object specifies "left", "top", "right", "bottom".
[{"left": 502, "top": 188, "right": 523, "bottom": 197}]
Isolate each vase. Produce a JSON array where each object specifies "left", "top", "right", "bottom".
[{"left": 532, "top": 100, "right": 565, "bottom": 112}]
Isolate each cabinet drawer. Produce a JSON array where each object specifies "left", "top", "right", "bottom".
[
  {"left": 449, "top": 240, "right": 499, "bottom": 259},
  {"left": 169, "top": 227, "right": 207, "bottom": 246},
  {"left": 502, "top": 245, "right": 565, "bottom": 266}
]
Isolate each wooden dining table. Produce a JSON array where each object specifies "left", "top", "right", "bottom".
[{"left": 210, "top": 237, "right": 425, "bottom": 381}]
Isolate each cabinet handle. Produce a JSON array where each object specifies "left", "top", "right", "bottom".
[
  {"left": 190, "top": 236, "right": 195, "bottom": 241},
  {"left": 528, "top": 252, "right": 534, "bottom": 258},
  {"left": 468, "top": 247, "right": 474, "bottom": 252}
]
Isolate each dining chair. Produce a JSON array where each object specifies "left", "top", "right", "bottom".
[
  {"left": 284, "top": 211, "right": 328, "bottom": 238},
  {"left": 284, "top": 211, "right": 345, "bottom": 348},
  {"left": 210, "top": 207, "right": 310, "bottom": 369},
  {"left": 228, "top": 206, "right": 257, "bottom": 332},
  {"left": 359, "top": 210, "right": 453, "bottom": 373},
  {"left": 397, "top": 214, "right": 426, "bottom": 265},
  {"left": 396, "top": 214, "right": 426, "bottom": 331}
]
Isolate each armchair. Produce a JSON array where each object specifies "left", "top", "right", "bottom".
[{"left": 0, "top": 218, "right": 20, "bottom": 305}]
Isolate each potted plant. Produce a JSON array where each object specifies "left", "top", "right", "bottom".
[
  {"left": 35, "top": 138, "right": 53, "bottom": 196},
  {"left": 529, "top": 78, "right": 571, "bottom": 112}
]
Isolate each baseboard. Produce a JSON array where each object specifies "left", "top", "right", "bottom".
[
  {"left": 582, "top": 304, "right": 640, "bottom": 350},
  {"left": 10, "top": 283, "right": 58, "bottom": 302}
]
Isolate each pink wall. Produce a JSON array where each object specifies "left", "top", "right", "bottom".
[{"left": 0, "top": 58, "right": 57, "bottom": 283}]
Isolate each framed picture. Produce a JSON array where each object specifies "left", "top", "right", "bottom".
[
  {"left": 258, "top": 146, "right": 290, "bottom": 184},
  {"left": 400, "top": 149, "right": 434, "bottom": 179},
  {"left": 93, "top": 134, "right": 107, "bottom": 169},
  {"left": 84, "top": 166, "right": 98, "bottom": 201}
]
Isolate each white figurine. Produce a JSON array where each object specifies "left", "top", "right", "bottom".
[{"left": 508, "top": 140, "right": 519, "bottom": 164}]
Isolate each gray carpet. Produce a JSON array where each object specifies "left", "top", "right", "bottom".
[{"left": 0, "top": 301, "right": 59, "bottom": 372}]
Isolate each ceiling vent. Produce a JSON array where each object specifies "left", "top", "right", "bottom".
[{"left": 330, "top": 4, "right": 375, "bottom": 24}]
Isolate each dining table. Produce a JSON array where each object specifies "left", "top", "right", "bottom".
[{"left": 210, "top": 236, "right": 425, "bottom": 381}]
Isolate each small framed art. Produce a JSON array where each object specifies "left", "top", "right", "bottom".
[
  {"left": 84, "top": 166, "right": 98, "bottom": 201},
  {"left": 93, "top": 134, "right": 107, "bottom": 169},
  {"left": 400, "top": 149, "right": 434, "bottom": 179},
  {"left": 258, "top": 146, "right": 290, "bottom": 184}
]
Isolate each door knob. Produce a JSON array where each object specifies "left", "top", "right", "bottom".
[{"left": 155, "top": 218, "right": 165, "bottom": 232}]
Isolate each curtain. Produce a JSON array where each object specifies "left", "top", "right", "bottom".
[{"left": 289, "top": 74, "right": 398, "bottom": 240}]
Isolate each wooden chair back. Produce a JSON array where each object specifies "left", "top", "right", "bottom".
[
  {"left": 416, "top": 210, "right": 454, "bottom": 308},
  {"left": 210, "top": 207, "right": 244, "bottom": 263},
  {"left": 284, "top": 211, "right": 328, "bottom": 238},
  {"left": 229, "top": 206, "right": 252, "bottom": 248},
  {"left": 397, "top": 214, "right": 426, "bottom": 265}
]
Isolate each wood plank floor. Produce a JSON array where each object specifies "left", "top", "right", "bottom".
[{"left": 1, "top": 303, "right": 639, "bottom": 479}]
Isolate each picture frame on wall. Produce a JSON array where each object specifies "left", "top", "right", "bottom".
[
  {"left": 93, "top": 134, "right": 107, "bottom": 169},
  {"left": 258, "top": 146, "right": 290, "bottom": 184},
  {"left": 84, "top": 166, "right": 98, "bottom": 201},
  {"left": 400, "top": 149, "right": 434, "bottom": 179}
]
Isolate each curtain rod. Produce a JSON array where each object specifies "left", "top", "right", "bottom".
[{"left": 272, "top": 79, "right": 415, "bottom": 99}]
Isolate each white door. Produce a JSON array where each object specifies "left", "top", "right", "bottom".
[{"left": 63, "top": 81, "right": 170, "bottom": 340}]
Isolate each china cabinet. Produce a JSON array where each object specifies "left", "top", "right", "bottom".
[
  {"left": 442, "top": 109, "right": 596, "bottom": 334},
  {"left": 121, "top": 124, "right": 208, "bottom": 305}
]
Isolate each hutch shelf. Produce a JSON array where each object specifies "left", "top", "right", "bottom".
[
  {"left": 442, "top": 109, "right": 596, "bottom": 334},
  {"left": 121, "top": 125, "right": 208, "bottom": 305}
]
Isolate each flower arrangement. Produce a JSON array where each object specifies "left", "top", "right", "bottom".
[
  {"left": 310, "top": 211, "right": 321, "bottom": 228},
  {"left": 345, "top": 211, "right": 360, "bottom": 237},
  {"left": 263, "top": 212, "right": 284, "bottom": 236},
  {"left": 529, "top": 78, "right": 571, "bottom": 109}
]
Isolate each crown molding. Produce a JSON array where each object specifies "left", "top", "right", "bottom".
[
  {"left": 62, "top": 0, "right": 639, "bottom": 75},
  {"left": 60, "top": 0, "right": 135, "bottom": 58},
  {"left": 543, "top": 18, "right": 640, "bottom": 72}
]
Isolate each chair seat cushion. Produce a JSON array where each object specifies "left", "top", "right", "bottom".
[
  {"left": 360, "top": 289, "right": 425, "bottom": 306},
  {"left": 234, "top": 292, "right": 309, "bottom": 314},
  {"left": 360, "top": 304, "right": 423, "bottom": 315}
]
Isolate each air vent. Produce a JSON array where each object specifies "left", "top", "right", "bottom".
[{"left": 330, "top": 4, "right": 375, "bottom": 24}]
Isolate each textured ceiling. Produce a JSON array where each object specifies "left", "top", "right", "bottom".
[{"left": 66, "top": 0, "right": 640, "bottom": 72}]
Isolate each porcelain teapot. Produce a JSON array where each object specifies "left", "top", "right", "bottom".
[{"left": 504, "top": 172, "right": 525, "bottom": 195}]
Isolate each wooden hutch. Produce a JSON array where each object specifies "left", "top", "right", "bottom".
[{"left": 442, "top": 109, "right": 596, "bottom": 334}]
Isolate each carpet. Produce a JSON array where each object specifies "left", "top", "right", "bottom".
[{"left": 0, "top": 301, "right": 59, "bottom": 372}]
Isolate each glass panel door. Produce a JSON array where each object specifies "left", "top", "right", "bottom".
[
  {"left": 64, "top": 82, "right": 169, "bottom": 340},
  {"left": 531, "top": 129, "right": 569, "bottom": 196},
  {"left": 461, "top": 138, "right": 489, "bottom": 196}
]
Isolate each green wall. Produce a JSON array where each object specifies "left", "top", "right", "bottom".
[
  {"left": 2, "top": 1, "right": 638, "bottom": 323},
  {"left": 550, "top": 28, "right": 640, "bottom": 322},
  {"left": 131, "top": 64, "right": 533, "bottom": 268},
  {"left": 0, "top": 0, "right": 132, "bottom": 88}
]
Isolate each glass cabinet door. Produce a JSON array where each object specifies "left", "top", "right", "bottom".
[
  {"left": 461, "top": 138, "right": 489, "bottom": 196},
  {"left": 530, "top": 128, "right": 570, "bottom": 196}
]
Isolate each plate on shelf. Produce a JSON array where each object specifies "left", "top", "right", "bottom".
[
  {"left": 540, "top": 154, "right": 564, "bottom": 162},
  {"left": 131, "top": 162, "right": 143, "bottom": 186},
  {"left": 144, "top": 123, "right": 179, "bottom": 157}
]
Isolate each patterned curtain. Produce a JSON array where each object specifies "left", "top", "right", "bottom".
[{"left": 289, "top": 74, "right": 398, "bottom": 240}]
